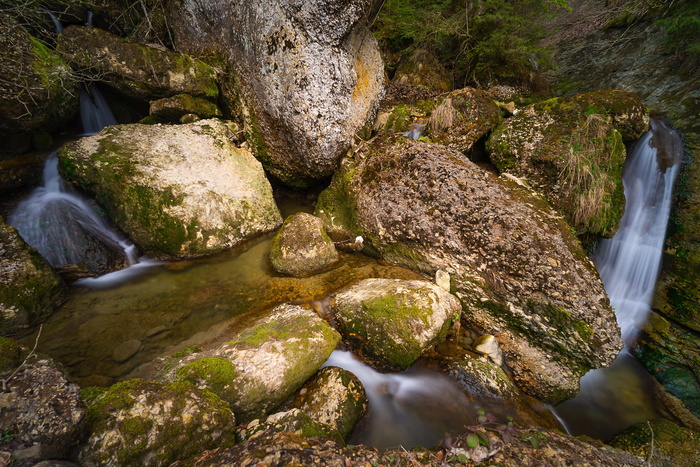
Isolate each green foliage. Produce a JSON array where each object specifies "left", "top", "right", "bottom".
[
  {"left": 657, "top": 2, "right": 700, "bottom": 62},
  {"left": 373, "top": 0, "right": 570, "bottom": 87}
]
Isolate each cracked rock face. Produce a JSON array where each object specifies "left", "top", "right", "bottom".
[
  {"left": 316, "top": 136, "right": 623, "bottom": 403},
  {"left": 169, "top": 0, "right": 385, "bottom": 187}
]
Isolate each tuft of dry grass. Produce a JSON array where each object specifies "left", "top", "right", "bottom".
[{"left": 428, "top": 98, "right": 461, "bottom": 135}]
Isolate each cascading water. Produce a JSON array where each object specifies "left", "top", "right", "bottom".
[
  {"left": 8, "top": 10, "right": 139, "bottom": 281},
  {"left": 555, "top": 118, "right": 683, "bottom": 438}
]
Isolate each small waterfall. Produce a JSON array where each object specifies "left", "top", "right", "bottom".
[
  {"left": 555, "top": 118, "right": 683, "bottom": 439},
  {"left": 45, "top": 10, "right": 63, "bottom": 33},
  {"left": 80, "top": 86, "right": 118, "bottom": 136}
]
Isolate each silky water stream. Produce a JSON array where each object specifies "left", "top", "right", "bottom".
[{"left": 11, "top": 84, "right": 684, "bottom": 448}]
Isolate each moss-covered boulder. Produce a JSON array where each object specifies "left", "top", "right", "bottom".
[
  {"left": 170, "top": 304, "right": 340, "bottom": 422},
  {"left": 57, "top": 25, "right": 218, "bottom": 101},
  {"left": 632, "top": 310, "right": 700, "bottom": 418},
  {"left": 269, "top": 213, "right": 339, "bottom": 277},
  {"left": 332, "top": 278, "right": 461, "bottom": 369},
  {"left": 316, "top": 136, "right": 622, "bottom": 403},
  {"left": 392, "top": 48, "right": 452, "bottom": 93},
  {"left": 427, "top": 87, "right": 502, "bottom": 153},
  {"left": 608, "top": 418, "right": 700, "bottom": 467},
  {"left": 79, "top": 379, "right": 235, "bottom": 467},
  {"left": 487, "top": 89, "right": 649, "bottom": 237},
  {"left": 0, "top": 350, "right": 86, "bottom": 449},
  {"left": 149, "top": 94, "right": 222, "bottom": 122},
  {"left": 168, "top": 0, "right": 384, "bottom": 188},
  {"left": 239, "top": 409, "right": 343, "bottom": 444},
  {"left": 57, "top": 119, "right": 282, "bottom": 259},
  {"left": 0, "top": 14, "right": 78, "bottom": 157},
  {"left": 289, "top": 366, "right": 367, "bottom": 439},
  {"left": 0, "top": 217, "right": 68, "bottom": 335}
]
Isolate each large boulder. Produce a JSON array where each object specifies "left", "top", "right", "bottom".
[
  {"left": 487, "top": 89, "right": 649, "bottom": 237},
  {"left": 57, "top": 119, "right": 282, "bottom": 259},
  {"left": 316, "top": 136, "right": 623, "bottom": 403},
  {"left": 0, "top": 347, "right": 86, "bottom": 449},
  {"left": 169, "top": 304, "right": 341, "bottom": 422},
  {"left": 0, "top": 217, "right": 67, "bottom": 335},
  {"left": 608, "top": 418, "right": 700, "bottom": 467},
  {"left": 269, "top": 212, "right": 339, "bottom": 276},
  {"left": 168, "top": 0, "right": 385, "bottom": 187},
  {"left": 57, "top": 25, "right": 218, "bottom": 101},
  {"left": 79, "top": 379, "right": 236, "bottom": 467},
  {"left": 332, "top": 278, "right": 461, "bottom": 369},
  {"left": 0, "top": 15, "right": 78, "bottom": 157}
]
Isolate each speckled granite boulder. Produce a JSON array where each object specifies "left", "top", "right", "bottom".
[
  {"left": 316, "top": 135, "right": 622, "bottom": 403},
  {"left": 58, "top": 119, "right": 282, "bottom": 259},
  {"left": 269, "top": 213, "right": 339, "bottom": 276},
  {"left": 332, "top": 278, "right": 461, "bottom": 369}
]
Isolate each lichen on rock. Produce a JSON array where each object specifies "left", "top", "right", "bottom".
[
  {"left": 57, "top": 119, "right": 282, "bottom": 259},
  {"left": 269, "top": 212, "right": 339, "bottom": 277},
  {"left": 316, "top": 135, "right": 622, "bottom": 403},
  {"left": 168, "top": 304, "right": 341, "bottom": 422},
  {"left": 332, "top": 278, "right": 461, "bottom": 369}
]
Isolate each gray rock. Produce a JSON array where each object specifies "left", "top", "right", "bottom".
[
  {"left": 170, "top": 304, "right": 341, "bottom": 422},
  {"left": 316, "top": 136, "right": 623, "bottom": 403},
  {"left": 332, "top": 278, "right": 461, "bottom": 369},
  {"left": 290, "top": 366, "right": 367, "bottom": 439},
  {"left": 79, "top": 379, "right": 235, "bottom": 467},
  {"left": 239, "top": 408, "right": 343, "bottom": 444},
  {"left": 58, "top": 119, "right": 282, "bottom": 259},
  {"left": 0, "top": 218, "right": 67, "bottom": 335},
  {"left": 169, "top": 0, "right": 385, "bottom": 187},
  {"left": 0, "top": 357, "right": 85, "bottom": 447},
  {"left": 269, "top": 213, "right": 339, "bottom": 276},
  {"left": 57, "top": 25, "right": 218, "bottom": 101}
]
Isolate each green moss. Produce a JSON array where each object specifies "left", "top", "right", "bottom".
[
  {"left": 172, "top": 345, "right": 202, "bottom": 360},
  {"left": 0, "top": 337, "right": 26, "bottom": 374},
  {"left": 176, "top": 358, "right": 238, "bottom": 404},
  {"left": 385, "top": 105, "right": 411, "bottom": 133}
]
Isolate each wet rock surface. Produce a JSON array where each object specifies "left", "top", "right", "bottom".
[
  {"left": 169, "top": 0, "right": 385, "bottom": 187},
  {"left": 79, "top": 378, "right": 235, "bottom": 467},
  {"left": 0, "top": 217, "right": 67, "bottom": 335},
  {"left": 487, "top": 89, "right": 648, "bottom": 236},
  {"left": 269, "top": 213, "right": 339, "bottom": 277},
  {"left": 57, "top": 25, "right": 218, "bottom": 101},
  {"left": 168, "top": 304, "right": 341, "bottom": 422},
  {"left": 149, "top": 94, "right": 222, "bottom": 122},
  {"left": 609, "top": 418, "right": 700, "bottom": 467},
  {"left": 316, "top": 136, "right": 623, "bottom": 403},
  {"left": 333, "top": 278, "right": 461, "bottom": 369},
  {"left": 57, "top": 119, "right": 282, "bottom": 259}
]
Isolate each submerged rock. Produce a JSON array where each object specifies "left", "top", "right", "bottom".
[
  {"left": 289, "top": 366, "right": 367, "bottom": 439},
  {"left": 0, "top": 15, "right": 78, "bottom": 157},
  {"left": 79, "top": 379, "right": 235, "bottom": 467},
  {"left": 487, "top": 89, "right": 648, "bottom": 237},
  {"left": 332, "top": 278, "right": 461, "bottom": 369},
  {"left": 269, "top": 212, "right": 339, "bottom": 277},
  {"left": 0, "top": 218, "right": 67, "bottom": 335},
  {"left": 0, "top": 350, "right": 85, "bottom": 449},
  {"left": 57, "top": 26, "right": 218, "bottom": 101},
  {"left": 169, "top": 0, "right": 385, "bottom": 187},
  {"left": 316, "top": 136, "right": 623, "bottom": 403},
  {"left": 58, "top": 119, "right": 282, "bottom": 259},
  {"left": 169, "top": 304, "right": 340, "bottom": 422}
]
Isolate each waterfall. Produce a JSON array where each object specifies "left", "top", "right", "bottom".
[
  {"left": 555, "top": 118, "right": 683, "bottom": 439},
  {"left": 594, "top": 119, "right": 682, "bottom": 346},
  {"left": 80, "top": 86, "right": 118, "bottom": 136}
]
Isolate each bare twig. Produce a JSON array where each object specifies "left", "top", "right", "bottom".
[
  {"left": 1, "top": 324, "right": 42, "bottom": 392},
  {"left": 647, "top": 421, "right": 655, "bottom": 466}
]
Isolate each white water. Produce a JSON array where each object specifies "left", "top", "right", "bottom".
[{"left": 555, "top": 119, "right": 683, "bottom": 438}]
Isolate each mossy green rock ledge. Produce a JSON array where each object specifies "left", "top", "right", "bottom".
[
  {"left": 269, "top": 212, "right": 339, "bottom": 277},
  {"left": 487, "top": 89, "right": 648, "bottom": 237},
  {"left": 316, "top": 136, "right": 622, "bottom": 403},
  {"left": 57, "top": 25, "right": 218, "bottom": 101},
  {"left": 0, "top": 217, "right": 68, "bottom": 335},
  {"left": 79, "top": 379, "right": 235, "bottom": 467},
  {"left": 608, "top": 418, "right": 700, "bottom": 467},
  {"left": 170, "top": 304, "right": 340, "bottom": 422},
  {"left": 332, "top": 278, "right": 461, "bottom": 369},
  {"left": 58, "top": 119, "right": 282, "bottom": 259}
]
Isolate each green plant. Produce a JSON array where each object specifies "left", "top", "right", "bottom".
[
  {"left": 1, "top": 429, "right": 16, "bottom": 444},
  {"left": 521, "top": 430, "right": 547, "bottom": 448},
  {"left": 656, "top": 2, "right": 700, "bottom": 62},
  {"left": 463, "top": 409, "right": 519, "bottom": 447}
]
